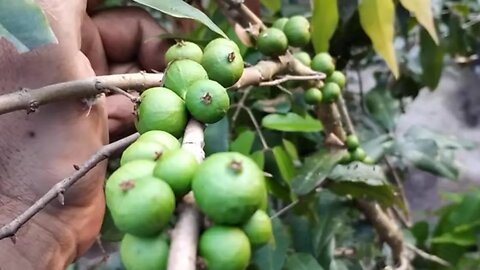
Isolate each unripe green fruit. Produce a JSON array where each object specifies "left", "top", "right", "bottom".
[
  {"left": 165, "top": 41, "right": 203, "bottom": 64},
  {"left": 322, "top": 82, "right": 341, "bottom": 103},
  {"left": 338, "top": 152, "right": 352, "bottom": 164},
  {"left": 351, "top": 148, "right": 367, "bottom": 161},
  {"left": 345, "top": 134, "right": 360, "bottom": 151},
  {"left": 164, "top": 59, "right": 208, "bottom": 98},
  {"left": 293, "top": 51, "right": 312, "bottom": 66},
  {"left": 201, "top": 39, "right": 244, "bottom": 87},
  {"left": 312, "top": 53, "right": 335, "bottom": 76},
  {"left": 120, "top": 233, "right": 169, "bottom": 270},
  {"left": 137, "top": 130, "right": 181, "bottom": 150},
  {"left": 363, "top": 156, "right": 375, "bottom": 164},
  {"left": 120, "top": 141, "right": 170, "bottom": 166},
  {"left": 257, "top": 28, "right": 288, "bottom": 57},
  {"left": 283, "top": 16, "right": 311, "bottom": 47},
  {"left": 326, "top": 71, "right": 346, "bottom": 89},
  {"left": 242, "top": 210, "right": 273, "bottom": 247},
  {"left": 304, "top": 87, "right": 323, "bottom": 105},
  {"left": 204, "top": 38, "right": 240, "bottom": 53},
  {"left": 185, "top": 79, "right": 230, "bottom": 124},
  {"left": 272, "top": 17, "right": 288, "bottom": 30}
]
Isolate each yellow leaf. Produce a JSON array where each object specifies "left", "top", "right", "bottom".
[
  {"left": 400, "top": 0, "right": 439, "bottom": 44},
  {"left": 311, "top": 0, "right": 339, "bottom": 53},
  {"left": 359, "top": 0, "right": 399, "bottom": 78}
]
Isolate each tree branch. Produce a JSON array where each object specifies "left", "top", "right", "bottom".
[
  {"left": 259, "top": 74, "right": 324, "bottom": 86},
  {"left": 0, "top": 133, "right": 140, "bottom": 240}
]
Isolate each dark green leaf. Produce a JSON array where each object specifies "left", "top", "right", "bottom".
[
  {"left": 338, "top": 0, "right": 358, "bottom": 23},
  {"left": 251, "top": 150, "right": 265, "bottom": 170},
  {"left": 252, "top": 95, "right": 292, "bottom": 114},
  {"left": 252, "top": 219, "right": 291, "bottom": 270},
  {"left": 285, "top": 215, "right": 314, "bottom": 254},
  {"left": 403, "top": 126, "right": 476, "bottom": 150},
  {"left": 420, "top": 28, "right": 444, "bottom": 89},
  {"left": 282, "top": 139, "right": 300, "bottom": 165},
  {"left": 262, "top": 113, "right": 323, "bottom": 132},
  {"left": 292, "top": 149, "right": 347, "bottom": 195},
  {"left": 273, "top": 146, "right": 296, "bottom": 184},
  {"left": 365, "top": 87, "right": 400, "bottom": 131},
  {"left": 0, "top": 0, "right": 57, "bottom": 53},
  {"left": 284, "top": 253, "right": 324, "bottom": 270},
  {"left": 361, "top": 134, "right": 394, "bottom": 162},
  {"left": 204, "top": 116, "right": 229, "bottom": 156},
  {"left": 411, "top": 221, "right": 429, "bottom": 247},
  {"left": 231, "top": 130, "right": 255, "bottom": 155},
  {"left": 133, "top": 0, "right": 227, "bottom": 38}
]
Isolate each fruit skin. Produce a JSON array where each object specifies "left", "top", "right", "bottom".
[
  {"left": 135, "top": 87, "right": 187, "bottom": 137},
  {"left": 185, "top": 79, "right": 230, "bottom": 124},
  {"left": 153, "top": 148, "right": 199, "bottom": 198},
  {"left": 120, "top": 233, "right": 169, "bottom": 270},
  {"left": 293, "top": 51, "right": 312, "bottom": 66},
  {"left": 256, "top": 28, "right": 288, "bottom": 57},
  {"left": 312, "top": 53, "right": 335, "bottom": 76},
  {"left": 199, "top": 226, "right": 251, "bottom": 270},
  {"left": 137, "top": 130, "right": 180, "bottom": 150},
  {"left": 363, "top": 156, "right": 375, "bottom": 164},
  {"left": 345, "top": 134, "right": 360, "bottom": 151},
  {"left": 338, "top": 151, "right": 352, "bottom": 164},
  {"left": 107, "top": 160, "right": 156, "bottom": 187},
  {"left": 283, "top": 16, "right": 311, "bottom": 47},
  {"left": 192, "top": 152, "right": 267, "bottom": 225},
  {"left": 201, "top": 39, "right": 244, "bottom": 87},
  {"left": 326, "top": 70, "right": 346, "bottom": 89},
  {"left": 163, "top": 59, "right": 209, "bottom": 98},
  {"left": 321, "top": 82, "right": 341, "bottom": 103},
  {"left": 165, "top": 41, "right": 203, "bottom": 64},
  {"left": 106, "top": 176, "right": 175, "bottom": 237},
  {"left": 304, "top": 87, "right": 323, "bottom": 105},
  {"left": 120, "top": 140, "right": 170, "bottom": 166},
  {"left": 204, "top": 38, "right": 240, "bottom": 53},
  {"left": 351, "top": 148, "right": 367, "bottom": 161},
  {"left": 272, "top": 17, "right": 288, "bottom": 30},
  {"left": 242, "top": 210, "right": 273, "bottom": 247}
]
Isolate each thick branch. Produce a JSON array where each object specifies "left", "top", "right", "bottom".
[
  {"left": 0, "top": 133, "right": 140, "bottom": 239},
  {"left": 316, "top": 103, "right": 346, "bottom": 142},
  {"left": 0, "top": 73, "right": 163, "bottom": 116}
]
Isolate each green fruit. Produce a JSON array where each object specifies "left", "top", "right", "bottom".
[
  {"left": 153, "top": 148, "right": 199, "bottom": 198},
  {"left": 185, "top": 79, "right": 230, "bottom": 124},
  {"left": 135, "top": 87, "right": 187, "bottom": 137},
  {"left": 192, "top": 152, "right": 267, "bottom": 225},
  {"left": 304, "top": 87, "right": 323, "bottom": 105},
  {"left": 363, "top": 156, "right": 375, "bottom": 164},
  {"left": 107, "top": 160, "right": 156, "bottom": 186},
  {"left": 199, "top": 226, "right": 251, "bottom": 270},
  {"left": 137, "top": 130, "right": 181, "bottom": 150},
  {"left": 120, "top": 233, "right": 169, "bottom": 270},
  {"left": 345, "top": 134, "right": 359, "bottom": 151},
  {"left": 165, "top": 41, "right": 203, "bottom": 64},
  {"left": 272, "top": 17, "right": 288, "bottom": 30},
  {"left": 256, "top": 28, "right": 288, "bottom": 57},
  {"left": 242, "top": 210, "right": 273, "bottom": 247},
  {"left": 338, "top": 152, "right": 351, "bottom": 164},
  {"left": 164, "top": 59, "right": 208, "bottom": 98},
  {"left": 293, "top": 51, "right": 312, "bottom": 66},
  {"left": 321, "top": 82, "right": 341, "bottom": 103},
  {"left": 106, "top": 176, "right": 175, "bottom": 237},
  {"left": 204, "top": 38, "right": 240, "bottom": 53},
  {"left": 259, "top": 188, "right": 268, "bottom": 211},
  {"left": 202, "top": 39, "right": 244, "bottom": 87},
  {"left": 100, "top": 207, "right": 124, "bottom": 242},
  {"left": 120, "top": 141, "right": 170, "bottom": 166},
  {"left": 283, "top": 16, "right": 311, "bottom": 47},
  {"left": 326, "top": 71, "right": 346, "bottom": 89},
  {"left": 351, "top": 148, "right": 367, "bottom": 161},
  {"left": 312, "top": 53, "right": 335, "bottom": 76}
]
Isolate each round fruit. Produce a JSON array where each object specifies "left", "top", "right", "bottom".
[
  {"left": 326, "top": 71, "right": 346, "bottom": 89},
  {"left": 165, "top": 41, "right": 203, "bottom": 64},
  {"left": 256, "top": 28, "right": 288, "bottom": 57},
  {"left": 363, "top": 156, "right": 374, "bottom": 164},
  {"left": 322, "top": 82, "right": 341, "bottom": 103},
  {"left": 345, "top": 134, "right": 359, "bottom": 151},
  {"left": 106, "top": 176, "right": 175, "bottom": 236},
  {"left": 163, "top": 59, "right": 208, "bottom": 98},
  {"left": 259, "top": 188, "right": 268, "bottom": 211},
  {"left": 120, "top": 233, "right": 169, "bottom": 270},
  {"left": 242, "top": 210, "right": 273, "bottom": 247},
  {"left": 204, "top": 38, "right": 240, "bottom": 53},
  {"left": 137, "top": 130, "right": 181, "bottom": 150},
  {"left": 338, "top": 151, "right": 351, "bottom": 165},
  {"left": 351, "top": 148, "right": 367, "bottom": 161},
  {"left": 283, "top": 16, "right": 311, "bottom": 47},
  {"left": 304, "top": 87, "right": 323, "bottom": 105},
  {"left": 192, "top": 152, "right": 267, "bottom": 225},
  {"left": 185, "top": 79, "right": 230, "bottom": 124},
  {"left": 201, "top": 39, "right": 244, "bottom": 87},
  {"left": 272, "top": 17, "right": 288, "bottom": 30},
  {"left": 153, "top": 148, "right": 199, "bottom": 198},
  {"left": 312, "top": 53, "right": 335, "bottom": 76},
  {"left": 293, "top": 51, "right": 312, "bottom": 66},
  {"left": 120, "top": 141, "right": 170, "bottom": 166},
  {"left": 107, "top": 160, "right": 156, "bottom": 188},
  {"left": 199, "top": 226, "right": 251, "bottom": 270},
  {"left": 135, "top": 87, "right": 187, "bottom": 137}
]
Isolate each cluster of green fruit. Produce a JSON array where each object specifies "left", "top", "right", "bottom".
[{"left": 340, "top": 134, "right": 374, "bottom": 164}]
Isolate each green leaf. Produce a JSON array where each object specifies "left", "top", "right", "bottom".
[
  {"left": 133, "top": 0, "right": 227, "bottom": 38},
  {"left": 284, "top": 253, "right": 324, "bottom": 270},
  {"left": 431, "top": 231, "right": 477, "bottom": 246},
  {"left": 286, "top": 215, "right": 315, "bottom": 254},
  {"left": 251, "top": 150, "right": 265, "bottom": 170},
  {"left": 420, "top": 28, "right": 444, "bottom": 89},
  {"left": 262, "top": 113, "right": 323, "bottom": 132},
  {"left": 230, "top": 130, "right": 255, "bottom": 155},
  {"left": 273, "top": 146, "right": 296, "bottom": 184},
  {"left": 292, "top": 149, "right": 347, "bottom": 195},
  {"left": 361, "top": 134, "right": 394, "bottom": 162},
  {"left": 404, "top": 125, "right": 475, "bottom": 150},
  {"left": 252, "top": 219, "right": 291, "bottom": 270},
  {"left": 204, "top": 116, "right": 229, "bottom": 155},
  {"left": 399, "top": 0, "right": 439, "bottom": 44},
  {"left": 252, "top": 95, "right": 292, "bottom": 114},
  {"left": 261, "top": 0, "right": 281, "bottom": 13},
  {"left": 365, "top": 87, "right": 400, "bottom": 131},
  {"left": 282, "top": 139, "right": 300, "bottom": 164},
  {"left": 311, "top": 0, "right": 339, "bottom": 52},
  {"left": 358, "top": 0, "right": 399, "bottom": 78},
  {"left": 0, "top": 0, "right": 57, "bottom": 53}
]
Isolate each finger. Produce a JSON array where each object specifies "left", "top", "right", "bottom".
[{"left": 91, "top": 7, "right": 171, "bottom": 72}]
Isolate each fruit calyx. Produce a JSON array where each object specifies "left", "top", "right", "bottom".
[
  {"left": 229, "top": 160, "right": 243, "bottom": 173},
  {"left": 201, "top": 92, "right": 212, "bottom": 105},
  {"left": 119, "top": 180, "right": 135, "bottom": 192},
  {"left": 228, "top": 52, "right": 236, "bottom": 62}
]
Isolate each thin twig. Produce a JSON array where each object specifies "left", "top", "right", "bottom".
[
  {"left": 405, "top": 243, "right": 451, "bottom": 267},
  {"left": 355, "top": 65, "right": 367, "bottom": 114},
  {"left": 270, "top": 200, "right": 299, "bottom": 219},
  {"left": 259, "top": 74, "right": 324, "bottom": 86},
  {"left": 336, "top": 95, "right": 355, "bottom": 136},
  {"left": 384, "top": 157, "right": 411, "bottom": 226},
  {"left": 104, "top": 85, "right": 140, "bottom": 103},
  {"left": 244, "top": 106, "right": 269, "bottom": 150},
  {"left": 0, "top": 133, "right": 140, "bottom": 240},
  {"left": 232, "top": 87, "right": 252, "bottom": 123}
]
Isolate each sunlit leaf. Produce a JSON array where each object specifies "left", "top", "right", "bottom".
[
  {"left": 262, "top": 113, "right": 323, "bottom": 132},
  {"left": 311, "top": 0, "right": 339, "bottom": 52},
  {"left": 230, "top": 130, "right": 255, "bottom": 155},
  {"left": 399, "top": 0, "right": 439, "bottom": 44},
  {"left": 273, "top": 146, "right": 296, "bottom": 184},
  {"left": 251, "top": 150, "right": 265, "bottom": 170},
  {"left": 261, "top": 0, "right": 281, "bottom": 13}
]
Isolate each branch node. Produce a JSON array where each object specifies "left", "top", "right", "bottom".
[
  {"left": 27, "top": 100, "right": 39, "bottom": 114},
  {"left": 57, "top": 189, "right": 65, "bottom": 206},
  {"left": 73, "top": 164, "right": 80, "bottom": 170},
  {"left": 10, "top": 235, "right": 17, "bottom": 244}
]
